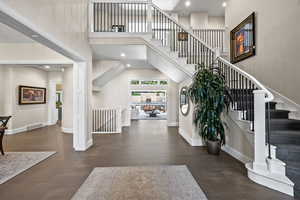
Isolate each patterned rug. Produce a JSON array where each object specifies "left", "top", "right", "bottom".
[
  {"left": 0, "top": 152, "right": 56, "bottom": 184},
  {"left": 72, "top": 165, "right": 208, "bottom": 200}
]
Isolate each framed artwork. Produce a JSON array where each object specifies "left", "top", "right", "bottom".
[
  {"left": 178, "top": 32, "right": 188, "bottom": 41},
  {"left": 230, "top": 12, "right": 256, "bottom": 63},
  {"left": 19, "top": 86, "right": 47, "bottom": 105}
]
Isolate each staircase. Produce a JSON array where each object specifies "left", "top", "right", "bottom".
[
  {"left": 268, "top": 105, "right": 300, "bottom": 199},
  {"left": 89, "top": 0, "right": 299, "bottom": 197}
]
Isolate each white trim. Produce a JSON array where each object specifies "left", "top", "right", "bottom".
[
  {"left": 74, "top": 138, "right": 93, "bottom": 151},
  {"left": 178, "top": 128, "right": 204, "bottom": 146},
  {"left": 6, "top": 122, "right": 48, "bottom": 135},
  {"left": 0, "top": 60, "right": 73, "bottom": 65},
  {"left": 246, "top": 163, "right": 294, "bottom": 196},
  {"left": 168, "top": 122, "right": 179, "bottom": 127},
  {"left": 61, "top": 127, "right": 73, "bottom": 134},
  {"left": 222, "top": 145, "right": 252, "bottom": 164}
]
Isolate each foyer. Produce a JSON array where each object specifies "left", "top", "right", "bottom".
[
  {"left": 1, "top": 0, "right": 300, "bottom": 199},
  {"left": 0, "top": 122, "right": 293, "bottom": 200}
]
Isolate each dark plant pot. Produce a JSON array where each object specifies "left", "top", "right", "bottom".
[{"left": 207, "top": 140, "right": 221, "bottom": 155}]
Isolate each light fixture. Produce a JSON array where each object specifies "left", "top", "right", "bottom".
[
  {"left": 185, "top": 1, "right": 191, "bottom": 7},
  {"left": 222, "top": 1, "right": 227, "bottom": 7},
  {"left": 120, "top": 53, "right": 126, "bottom": 57},
  {"left": 126, "top": 64, "right": 131, "bottom": 68},
  {"left": 61, "top": 68, "right": 65, "bottom": 72},
  {"left": 44, "top": 65, "right": 50, "bottom": 69}
]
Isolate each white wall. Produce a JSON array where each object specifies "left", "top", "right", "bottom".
[
  {"left": 92, "top": 66, "right": 179, "bottom": 126},
  {"left": 0, "top": 66, "right": 65, "bottom": 132},
  {"left": 225, "top": 0, "right": 300, "bottom": 104},
  {"left": 177, "top": 13, "right": 225, "bottom": 30},
  {"left": 0, "top": 43, "right": 72, "bottom": 64},
  {"left": 0, "top": 67, "right": 6, "bottom": 114},
  {"left": 178, "top": 79, "right": 204, "bottom": 146},
  {"left": 0, "top": 66, "right": 48, "bottom": 131},
  {"left": 2, "top": 0, "right": 91, "bottom": 59},
  {"left": 178, "top": 16, "right": 191, "bottom": 29}
]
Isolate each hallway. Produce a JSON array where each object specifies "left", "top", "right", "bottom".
[{"left": 0, "top": 121, "right": 293, "bottom": 200}]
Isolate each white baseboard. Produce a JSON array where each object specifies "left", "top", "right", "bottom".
[
  {"left": 74, "top": 138, "right": 93, "bottom": 151},
  {"left": 61, "top": 127, "right": 73, "bottom": 134},
  {"left": 246, "top": 163, "right": 294, "bottom": 196},
  {"left": 178, "top": 128, "right": 204, "bottom": 146},
  {"left": 6, "top": 122, "right": 48, "bottom": 135},
  {"left": 222, "top": 145, "right": 252, "bottom": 164},
  {"left": 168, "top": 122, "right": 179, "bottom": 127}
]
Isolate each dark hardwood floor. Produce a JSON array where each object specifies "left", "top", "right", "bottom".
[{"left": 0, "top": 120, "right": 294, "bottom": 200}]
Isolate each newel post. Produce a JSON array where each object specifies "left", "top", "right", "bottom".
[{"left": 253, "top": 90, "right": 268, "bottom": 171}]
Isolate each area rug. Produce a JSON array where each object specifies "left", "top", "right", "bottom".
[
  {"left": 72, "top": 165, "right": 208, "bottom": 200},
  {"left": 0, "top": 152, "right": 56, "bottom": 184}
]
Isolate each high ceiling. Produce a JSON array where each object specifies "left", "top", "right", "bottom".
[
  {"left": 153, "top": 0, "right": 225, "bottom": 16},
  {"left": 0, "top": 22, "right": 34, "bottom": 43}
]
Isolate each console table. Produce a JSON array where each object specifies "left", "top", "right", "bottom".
[{"left": 0, "top": 116, "right": 11, "bottom": 155}]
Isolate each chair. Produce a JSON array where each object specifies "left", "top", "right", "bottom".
[{"left": 0, "top": 116, "right": 12, "bottom": 155}]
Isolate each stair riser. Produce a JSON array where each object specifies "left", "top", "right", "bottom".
[
  {"left": 295, "top": 186, "right": 300, "bottom": 200},
  {"left": 270, "top": 122, "right": 300, "bottom": 131},
  {"left": 276, "top": 148, "right": 300, "bottom": 162},
  {"left": 287, "top": 170, "right": 300, "bottom": 185},
  {"left": 270, "top": 136, "right": 300, "bottom": 145}
]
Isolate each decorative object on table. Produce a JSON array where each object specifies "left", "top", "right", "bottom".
[
  {"left": 188, "top": 64, "right": 232, "bottom": 155},
  {"left": 0, "top": 116, "right": 11, "bottom": 155},
  {"left": 71, "top": 166, "right": 207, "bottom": 200},
  {"left": 230, "top": 12, "right": 256, "bottom": 64},
  {"left": 180, "top": 86, "right": 190, "bottom": 116},
  {"left": 112, "top": 25, "right": 125, "bottom": 32},
  {"left": 19, "top": 85, "right": 46, "bottom": 105},
  {"left": 0, "top": 152, "right": 56, "bottom": 184},
  {"left": 178, "top": 32, "right": 188, "bottom": 41}
]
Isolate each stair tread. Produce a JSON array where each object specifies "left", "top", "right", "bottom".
[
  {"left": 277, "top": 144, "right": 300, "bottom": 150},
  {"left": 286, "top": 161, "right": 300, "bottom": 169},
  {"left": 271, "top": 130, "right": 300, "bottom": 135},
  {"left": 270, "top": 119, "right": 300, "bottom": 123}
]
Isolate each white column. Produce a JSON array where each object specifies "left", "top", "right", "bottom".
[
  {"left": 73, "top": 62, "right": 93, "bottom": 151},
  {"left": 147, "top": 0, "right": 153, "bottom": 33},
  {"left": 48, "top": 80, "right": 57, "bottom": 125},
  {"left": 253, "top": 90, "right": 268, "bottom": 171}
]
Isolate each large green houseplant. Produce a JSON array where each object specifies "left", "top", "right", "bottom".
[{"left": 189, "top": 65, "right": 232, "bottom": 155}]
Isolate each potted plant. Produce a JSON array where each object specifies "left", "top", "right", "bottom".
[{"left": 188, "top": 65, "right": 232, "bottom": 155}]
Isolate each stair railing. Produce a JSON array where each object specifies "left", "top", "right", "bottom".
[
  {"left": 151, "top": 4, "right": 215, "bottom": 67},
  {"left": 217, "top": 57, "right": 274, "bottom": 167},
  {"left": 92, "top": 107, "right": 122, "bottom": 134},
  {"left": 193, "top": 29, "right": 225, "bottom": 53},
  {"left": 90, "top": 0, "right": 274, "bottom": 164}
]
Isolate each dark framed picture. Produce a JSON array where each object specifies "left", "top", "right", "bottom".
[
  {"left": 230, "top": 12, "right": 256, "bottom": 63},
  {"left": 178, "top": 32, "right": 188, "bottom": 41},
  {"left": 19, "top": 86, "right": 47, "bottom": 105}
]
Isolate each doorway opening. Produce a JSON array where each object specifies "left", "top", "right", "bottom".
[{"left": 131, "top": 90, "right": 167, "bottom": 120}]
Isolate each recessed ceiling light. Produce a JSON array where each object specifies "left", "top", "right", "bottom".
[
  {"left": 185, "top": 1, "right": 191, "bottom": 7},
  {"left": 31, "top": 34, "right": 39, "bottom": 38},
  {"left": 121, "top": 53, "right": 126, "bottom": 57},
  {"left": 44, "top": 65, "right": 50, "bottom": 69},
  {"left": 222, "top": 2, "right": 227, "bottom": 7},
  {"left": 61, "top": 68, "right": 65, "bottom": 72},
  {"left": 126, "top": 64, "right": 131, "bottom": 67}
]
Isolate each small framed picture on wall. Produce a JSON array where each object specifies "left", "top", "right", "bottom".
[
  {"left": 19, "top": 85, "right": 47, "bottom": 105},
  {"left": 230, "top": 12, "right": 256, "bottom": 63}
]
